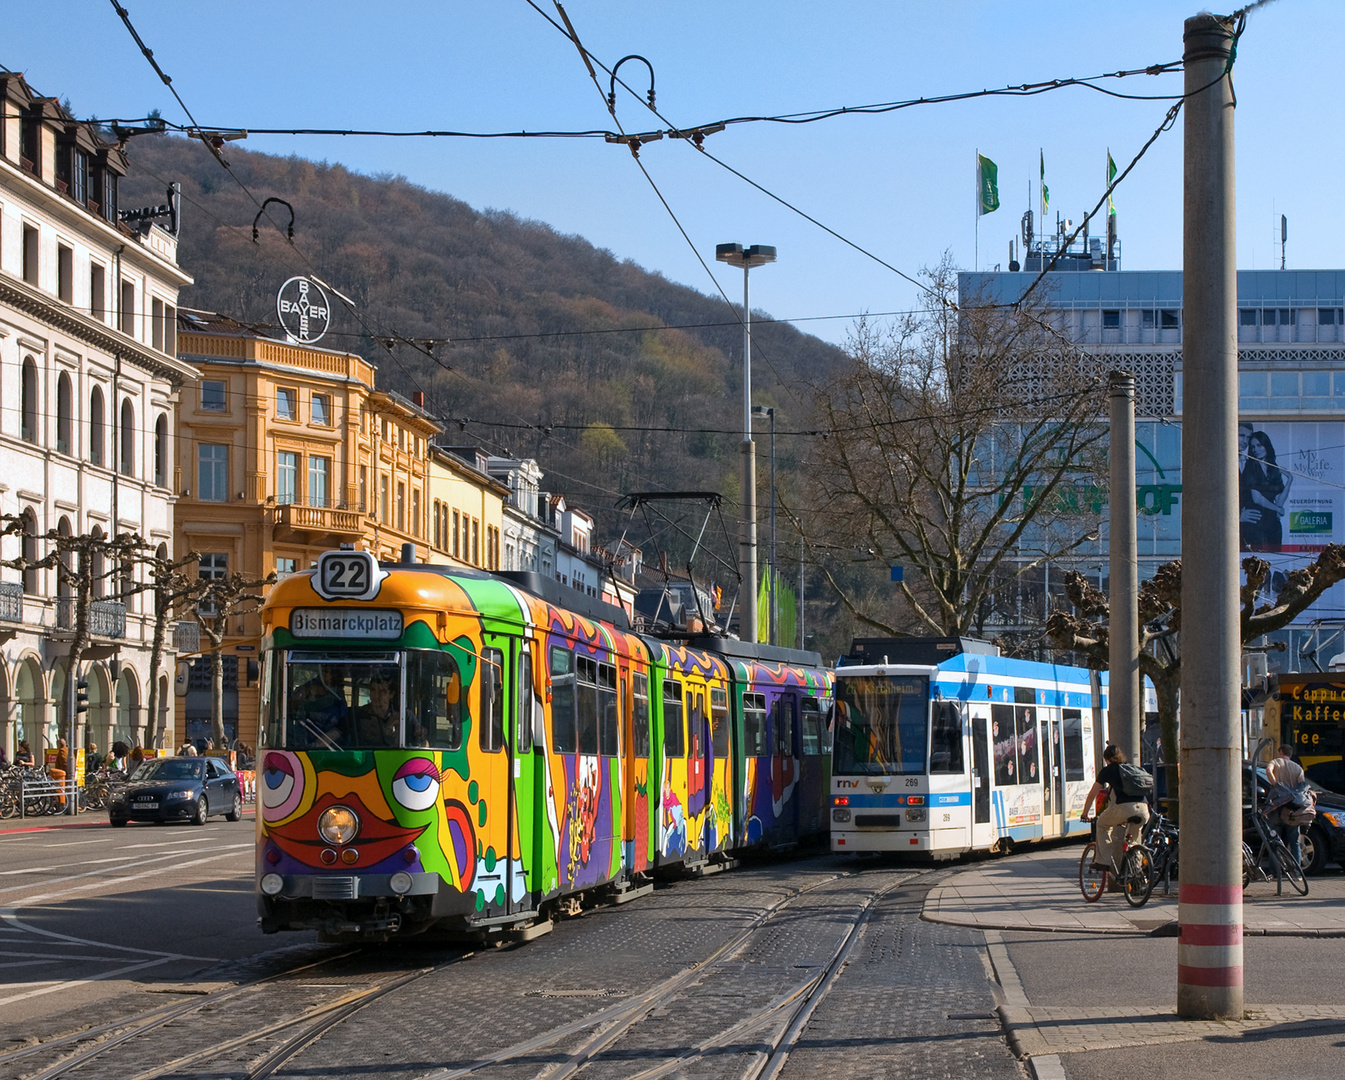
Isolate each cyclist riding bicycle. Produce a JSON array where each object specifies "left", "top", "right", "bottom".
[{"left": 1080, "top": 744, "right": 1151, "bottom": 872}]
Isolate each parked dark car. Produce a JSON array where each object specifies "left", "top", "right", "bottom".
[
  {"left": 1243, "top": 764, "right": 1345, "bottom": 875},
  {"left": 109, "top": 756, "right": 243, "bottom": 827}
]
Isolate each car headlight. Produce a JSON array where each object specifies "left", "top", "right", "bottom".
[
  {"left": 165, "top": 790, "right": 193, "bottom": 802},
  {"left": 318, "top": 806, "right": 359, "bottom": 846},
  {"left": 260, "top": 873, "right": 285, "bottom": 896},
  {"left": 389, "top": 871, "right": 413, "bottom": 895}
]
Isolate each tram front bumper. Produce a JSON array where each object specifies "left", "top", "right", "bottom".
[{"left": 260, "top": 870, "right": 440, "bottom": 901}]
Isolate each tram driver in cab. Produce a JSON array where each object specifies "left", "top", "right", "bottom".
[{"left": 355, "top": 672, "right": 401, "bottom": 747}]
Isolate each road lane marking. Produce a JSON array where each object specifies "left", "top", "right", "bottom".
[
  {"left": 42, "top": 838, "right": 117, "bottom": 847},
  {"left": 0, "top": 844, "right": 252, "bottom": 897},
  {"left": 0, "top": 957, "right": 181, "bottom": 1007},
  {"left": 0, "top": 867, "right": 55, "bottom": 875}
]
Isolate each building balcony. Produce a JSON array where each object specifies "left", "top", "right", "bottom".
[
  {"left": 0, "top": 582, "right": 22, "bottom": 624},
  {"left": 274, "top": 502, "right": 363, "bottom": 540},
  {"left": 54, "top": 598, "right": 127, "bottom": 639}
]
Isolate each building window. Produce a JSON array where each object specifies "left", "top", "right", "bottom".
[
  {"left": 154, "top": 415, "right": 168, "bottom": 487},
  {"left": 411, "top": 488, "right": 420, "bottom": 537},
  {"left": 21, "top": 226, "right": 39, "bottom": 286},
  {"left": 1101, "top": 310, "right": 1120, "bottom": 328},
  {"left": 380, "top": 474, "right": 389, "bottom": 523},
  {"left": 311, "top": 393, "right": 331, "bottom": 426},
  {"left": 56, "top": 373, "right": 72, "bottom": 454},
  {"left": 72, "top": 149, "right": 89, "bottom": 205},
  {"left": 396, "top": 482, "right": 405, "bottom": 532},
  {"left": 1161, "top": 310, "right": 1179, "bottom": 329},
  {"left": 57, "top": 244, "right": 73, "bottom": 303},
  {"left": 309, "top": 456, "right": 331, "bottom": 508},
  {"left": 1239, "top": 308, "right": 1257, "bottom": 327},
  {"left": 89, "top": 386, "right": 105, "bottom": 465},
  {"left": 198, "top": 553, "right": 228, "bottom": 615},
  {"left": 1319, "top": 308, "right": 1341, "bottom": 326},
  {"left": 20, "top": 358, "right": 38, "bottom": 443},
  {"left": 152, "top": 297, "right": 165, "bottom": 350},
  {"left": 432, "top": 500, "right": 441, "bottom": 548},
  {"left": 358, "top": 465, "right": 367, "bottom": 512},
  {"left": 20, "top": 509, "right": 39, "bottom": 595},
  {"left": 275, "top": 557, "right": 298, "bottom": 578},
  {"left": 277, "top": 451, "right": 298, "bottom": 505},
  {"left": 198, "top": 444, "right": 229, "bottom": 501},
  {"left": 276, "top": 387, "right": 296, "bottom": 420},
  {"left": 452, "top": 510, "right": 460, "bottom": 559},
  {"left": 472, "top": 519, "right": 480, "bottom": 566},
  {"left": 91, "top": 264, "right": 106, "bottom": 321},
  {"left": 120, "top": 399, "right": 135, "bottom": 476},
  {"left": 120, "top": 279, "right": 135, "bottom": 336},
  {"left": 201, "top": 379, "right": 226, "bottom": 412}
]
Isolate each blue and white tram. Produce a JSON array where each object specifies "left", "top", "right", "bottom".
[{"left": 829, "top": 638, "right": 1113, "bottom": 858}]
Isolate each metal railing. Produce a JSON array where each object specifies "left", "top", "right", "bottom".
[
  {"left": 54, "top": 598, "right": 127, "bottom": 638},
  {"left": 0, "top": 581, "right": 21, "bottom": 623}
]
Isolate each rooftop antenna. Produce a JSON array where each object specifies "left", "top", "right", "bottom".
[{"left": 1281, "top": 214, "right": 1288, "bottom": 271}]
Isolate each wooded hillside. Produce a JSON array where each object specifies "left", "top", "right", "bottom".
[{"left": 119, "top": 135, "right": 847, "bottom": 552}]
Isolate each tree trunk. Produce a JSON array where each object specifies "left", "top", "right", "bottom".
[
  {"left": 1155, "top": 670, "right": 1182, "bottom": 825},
  {"left": 210, "top": 612, "right": 227, "bottom": 748},
  {"left": 145, "top": 589, "right": 167, "bottom": 749}
]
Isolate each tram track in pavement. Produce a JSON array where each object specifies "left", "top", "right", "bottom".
[{"left": 419, "top": 864, "right": 946, "bottom": 1080}]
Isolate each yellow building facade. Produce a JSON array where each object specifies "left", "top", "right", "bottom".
[{"left": 171, "top": 313, "right": 503, "bottom": 748}]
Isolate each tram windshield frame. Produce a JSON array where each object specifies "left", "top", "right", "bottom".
[
  {"left": 262, "top": 648, "right": 466, "bottom": 751},
  {"left": 831, "top": 674, "right": 930, "bottom": 776}
]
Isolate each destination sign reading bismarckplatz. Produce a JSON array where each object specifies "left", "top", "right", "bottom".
[{"left": 291, "top": 609, "right": 403, "bottom": 639}]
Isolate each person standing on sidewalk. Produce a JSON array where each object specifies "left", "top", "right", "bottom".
[{"left": 1080, "top": 744, "right": 1150, "bottom": 871}]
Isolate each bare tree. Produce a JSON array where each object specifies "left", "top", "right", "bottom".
[
  {"left": 805, "top": 259, "right": 1109, "bottom": 642},
  {"left": 193, "top": 570, "right": 276, "bottom": 747},
  {"left": 131, "top": 545, "right": 206, "bottom": 749},
  {"left": 1046, "top": 547, "right": 1345, "bottom": 819}
]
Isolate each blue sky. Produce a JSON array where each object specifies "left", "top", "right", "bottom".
[{"left": 5, "top": 1, "right": 1329, "bottom": 345}]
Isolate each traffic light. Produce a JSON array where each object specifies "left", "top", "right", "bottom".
[{"left": 75, "top": 679, "right": 89, "bottom": 716}]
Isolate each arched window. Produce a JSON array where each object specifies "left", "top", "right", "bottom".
[
  {"left": 90, "top": 526, "right": 105, "bottom": 599},
  {"left": 20, "top": 509, "right": 39, "bottom": 595},
  {"left": 154, "top": 414, "right": 168, "bottom": 487},
  {"left": 56, "top": 516, "right": 72, "bottom": 602},
  {"left": 120, "top": 554, "right": 135, "bottom": 611},
  {"left": 21, "top": 357, "right": 38, "bottom": 443},
  {"left": 89, "top": 386, "right": 105, "bottom": 466},
  {"left": 120, "top": 398, "right": 135, "bottom": 476},
  {"left": 56, "top": 372, "right": 72, "bottom": 454}
]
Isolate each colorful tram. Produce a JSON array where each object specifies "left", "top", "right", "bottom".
[
  {"left": 829, "top": 638, "right": 1107, "bottom": 857},
  {"left": 255, "top": 549, "right": 832, "bottom": 940}
]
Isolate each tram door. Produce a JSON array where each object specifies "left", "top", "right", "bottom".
[
  {"left": 1040, "top": 716, "right": 1063, "bottom": 839},
  {"left": 970, "top": 712, "right": 993, "bottom": 849},
  {"left": 508, "top": 639, "right": 539, "bottom": 915}
]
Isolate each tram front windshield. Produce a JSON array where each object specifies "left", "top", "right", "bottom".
[
  {"left": 264, "top": 649, "right": 465, "bottom": 751},
  {"left": 832, "top": 675, "right": 929, "bottom": 775}
]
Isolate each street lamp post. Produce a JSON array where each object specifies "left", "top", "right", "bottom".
[
  {"left": 752, "top": 405, "right": 776, "bottom": 645},
  {"left": 716, "top": 242, "right": 776, "bottom": 644}
]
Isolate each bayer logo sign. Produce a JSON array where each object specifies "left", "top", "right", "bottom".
[{"left": 276, "top": 277, "right": 332, "bottom": 344}]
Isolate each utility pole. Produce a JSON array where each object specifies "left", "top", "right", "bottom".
[
  {"left": 1178, "top": 12, "right": 1242, "bottom": 1020},
  {"left": 1108, "top": 371, "right": 1140, "bottom": 763}
]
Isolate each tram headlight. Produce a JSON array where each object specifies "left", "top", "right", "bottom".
[
  {"left": 832, "top": 808, "right": 852, "bottom": 823},
  {"left": 260, "top": 873, "right": 285, "bottom": 896},
  {"left": 318, "top": 806, "right": 359, "bottom": 846},
  {"left": 389, "top": 871, "right": 414, "bottom": 895}
]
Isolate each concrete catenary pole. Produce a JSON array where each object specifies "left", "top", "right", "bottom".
[
  {"left": 740, "top": 264, "right": 759, "bottom": 645},
  {"left": 1108, "top": 370, "right": 1140, "bottom": 763},
  {"left": 1178, "top": 12, "right": 1242, "bottom": 1020}
]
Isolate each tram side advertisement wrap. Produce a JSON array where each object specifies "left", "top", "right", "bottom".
[{"left": 290, "top": 609, "right": 404, "bottom": 639}]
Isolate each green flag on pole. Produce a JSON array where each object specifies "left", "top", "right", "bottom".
[
  {"left": 1107, "top": 151, "right": 1118, "bottom": 216},
  {"left": 1040, "top": 150, "right": 1049, "bottom": 218},
  {"left": 977, "top": 153, "right": 999, "bottom": 216}
]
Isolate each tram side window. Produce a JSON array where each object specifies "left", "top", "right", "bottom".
[
  {"left": 930, "top": 702, "right": 965, "bottom": 774},
  {"left": 407, "top": 649, "right": 464, "bottom": 751},
  {"left": 1062, "top": 709, "right": 1085, "bottom": 781},
  {"left": 551, "top": 647, "right": 577, "bottom": 753},
  {"left": 598, "top": 661, "right": 619, "bottom": 756},
  {"left": 991, "top": 703, "right": 1016, "bottom": 785},
  {"left": 743, "top": 692, "right": 768, "bottom": 756},
  {"left": 631, "top": 672, "right": 651, "bottom": 758},
  {"left": 800, "top": 697, "right": 824, "bottom": 756},
  {"left": 663, "top": 679, "right": 685, "bottom": 757},
  {"left": 772, "top": 696, "right": 796, "bottom": 756},
  {"left": 576, "top": 656, "right": 600, "bottom": 755},
  {"left": 1015, "top": 706, "right": 1039, "bottom": 783},
  {"left": 517, "top": 649, "right": 533, "bottom": 754},
  {"left": 710, "top": 687, "right": 730, "bottom": 756},
  {"left": 480, "top": 648, "right": 504, "bottom": 753}
]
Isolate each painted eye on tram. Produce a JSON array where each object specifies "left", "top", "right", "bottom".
[
  {"left": 392, "top": 758, "right": 441, "bottom": 811},
  {"left": 261, "top": 751, "right": 303, "bottom": 818}
]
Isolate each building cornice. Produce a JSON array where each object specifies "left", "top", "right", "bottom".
[{"left": 0, "top": 272, "right": 199, "bottom": 386}]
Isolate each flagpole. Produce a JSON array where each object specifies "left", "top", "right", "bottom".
[{"left": 974, "top": 149, "right": 979, "bottom": 271}]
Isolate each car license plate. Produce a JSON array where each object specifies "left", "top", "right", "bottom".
[{"left": 137, "top": 801, "right": 159, "bottom": 810}]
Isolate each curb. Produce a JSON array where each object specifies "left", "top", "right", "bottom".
[
  {"left": 1, "top": 807, "right": 255, "bottom": 836},
  {"left": 925, "top": 911, "right": 1345, "bottom": 939}
]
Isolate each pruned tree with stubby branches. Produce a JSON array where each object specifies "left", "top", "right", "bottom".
[
  {"left": 1046, "top": 546, "right": 1345, "bottom": 820},
  {"left": 193, "top": 570, "right": 276, "bottom": 747},
  {"left": 803, "top": 258, "right": 1110, "bottom": 648}
]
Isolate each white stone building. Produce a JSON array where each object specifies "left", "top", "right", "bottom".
[{"left": 0, "top": 74, "right": 195, "bottom": 761}]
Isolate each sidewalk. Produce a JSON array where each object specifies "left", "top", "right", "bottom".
[{"left": 924, "top": 842, "right": 1345, "bottom": 936}]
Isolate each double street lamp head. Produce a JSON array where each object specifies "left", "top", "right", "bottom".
[{"left": 716, "top": 243, "right": 776, "bottom": 269}]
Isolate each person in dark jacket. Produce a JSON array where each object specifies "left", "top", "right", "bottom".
[{"left": 1081, "top": 744, "right": 1150, "bottom": 872}]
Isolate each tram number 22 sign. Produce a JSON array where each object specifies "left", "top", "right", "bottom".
[{"left": 313, "top": 550, "right": 387, "bottom": 602}]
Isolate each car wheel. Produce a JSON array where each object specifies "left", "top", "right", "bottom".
[
  {"left": 1300, "top": 825, "right": 1330, "bottom": 876},
  {"left": 192, "top": 795, "right": 208, "bottom": 826},
  {"left": 226, "top": 794, "right": 243, "bottom": 822},
  {"left": 110, "top": 817, "right": 128, "bottom": 828}
]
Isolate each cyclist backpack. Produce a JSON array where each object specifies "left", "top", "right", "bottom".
[{"left": 1116, "top": 763, "right": 1155, "bottom": 802}]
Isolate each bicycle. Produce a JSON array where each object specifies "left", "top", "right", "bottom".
[
  {"left": 1079, "top": 813, "right": 1156, "bottom": 907},
  {"left": 1144, "top": 812, "right": 1179, "bottom": 896},
  {"left": 1243, "top": 804, "right": 1308, "bottom": 896}
]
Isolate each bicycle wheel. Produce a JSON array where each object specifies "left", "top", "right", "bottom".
[
  {"left": 1268, "top": 835, "right": 1309, "bottom": 896},
  {"left": 1079, "top": 841, "right": 1107, "bottom": 902},
  {"left": 1124, "top": 847, "right": 1156, "bottom": 908}
]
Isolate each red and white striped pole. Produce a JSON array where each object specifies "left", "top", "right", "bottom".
[{"left": 1178, "top": 12, "right": 1242, "bottom": 1019}]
